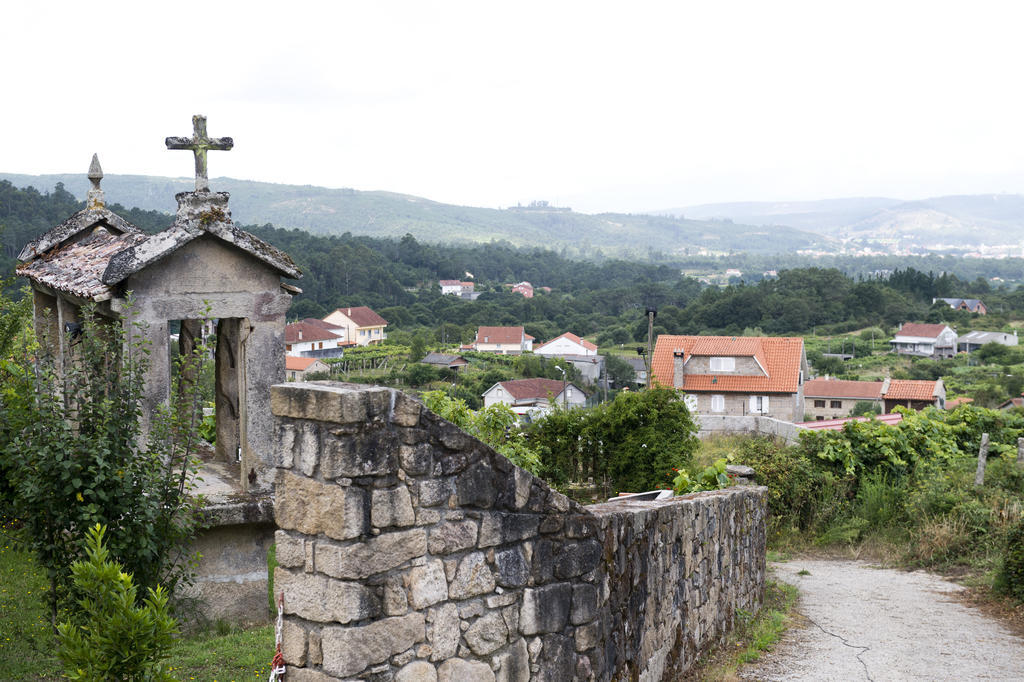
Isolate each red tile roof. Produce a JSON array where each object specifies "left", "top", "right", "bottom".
[
  {"left": 535, "top": 332, "right": 598, "bottom": 353},
  {"left": 476, "top": 326, "right": 526, "bottom": 345},
  {"left": 884, "top": 379, "right": 939, "bottom": 401},
  {"left": 651, "top": 335, "right": 804, "bottom": 394},
  {"left": 895, "top": 323, "right": 950, "bottom": 339},
  {"left": 286, "top": 322, "right": 341, "bottom": 344},
  {"left": 330, "top": 307, "right": 388, "bottom": 327},
  {"left": 285, "top": 356, "right": 320, "bottom": 371},
  {"left": 302, "top": 318, "right": 344, "bottom": 331},
  {"left": 804, "top": 378, "right": 883, "bottom": 400},
  {"left": 498, "top": 378, "right": 571, "bottom": 400}
]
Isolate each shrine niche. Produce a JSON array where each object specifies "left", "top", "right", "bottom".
[{"left": 16, "top": 116, "right": 302, "bottom": 491}]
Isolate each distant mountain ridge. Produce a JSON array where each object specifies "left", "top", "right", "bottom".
[
  {"left": 0, "top": 172, "right": 827, "bottom": 257},
  {"left": 664, "top": 195, "right": 1024, "bottom": 247}
]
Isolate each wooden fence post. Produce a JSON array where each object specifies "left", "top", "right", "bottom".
[{"left": 974, "top": 432, "right": 990, "bottom": 488}]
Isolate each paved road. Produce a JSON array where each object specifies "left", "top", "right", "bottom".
[{"left": 741, "top": 560, "right": 1024, "bottom": 681}]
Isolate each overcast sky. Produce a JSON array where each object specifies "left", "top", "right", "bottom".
[{"left": 5, "top": 1, "right": 1024, "bottom": 214}]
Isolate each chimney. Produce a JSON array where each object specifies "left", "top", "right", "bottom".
[
  {"left": 348, "top": 308, "right": 352, "bottom": 316},
  {"left": 298, "top": 330, "right": 303, "bottom": 340},
  {"left": 672, "top": 348, "right": 686, "bottom": 388}
]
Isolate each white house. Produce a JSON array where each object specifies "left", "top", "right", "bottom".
[
  {"left": 285, "top": 356, "right": 330, "bottom": 380},
  {"left": 323, "top": 306, "right": 388, "bottom": 346},
  {"left": 890, "top": 323, "right": 957, "bottom": 359},
  {"left": 473, "top": 326, "right": 534, "bottom": 354},
  {"left": 533, "top": 332, "right": 598, "bottom": 358},
  {"left": 482, "top": 378, "right": 586, "bottom": 417},
  {"left": 285, "top": 319, "right": 348, "bottom": 357}
]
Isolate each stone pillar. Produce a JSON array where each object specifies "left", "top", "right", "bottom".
[
  {"left": 31, "top": 288, "right": 60, "bottom": 363},
  {"left": 132, "top": 316, "right": 171, "bottom": 443},
  {"left": 975, "top": 432, "right": 990, "bottom": 488},
  {"left": 242, "top": 319, "right": 285, "bottom": 490},
  {"left": 215, "top": 318, "right": 242, "bottom": 463}
]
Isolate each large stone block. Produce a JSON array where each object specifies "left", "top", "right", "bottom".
[
  {"left": 437, "top": 659, "right": 495, "bottom": 682},
  {"left": 391, "top": 391, "right": 423, "bottom": 427},
  {"left": 275, "top": 471, "right": 365, "bottom": 541},
  {"left": 464, "top": 611, "right": 509, "bottom": 656},
  {"left": 401, "top": 443, "right": 434, "bottom": 476},
  {"left": 275, "top": 530, "right": 305, "bottom": 569},
  {"left": 275, "top": 569, "right": 378, "bottom": 624},
  {"left": 321, "top": 426, "right": 400, "bottom": 478},
  {"left": 282, "top": 619, "right": 307, "bottom": 666},
  {"left": 494, "top": 546, "right": 530, "bottom": 588},
  {"left": 519, "top": 583, "right": 571, "bottom": 635},
  {"left": 395, "top": 660, "right": 437, "bottom": 682},
  {"left": 427, "top": 602, "right": 460, "bottom": 661},
  {"left": 447, "top": 551, "right": 496, "bottom": 600},
  {"left": 321, "top": 612, "right": 426, "bottom": 678},
  {"left": 478, "top": 513, "right": 540, "bottom": 548},
  {"left": 428, "top": 520, "right": 478, "bottom": 555},
  {"left": 405, "top": 559, "right": 448, "bottom": 610},
  {"left": 317, "top": 529, "right": 427, "bottom": 579},
  {"left": 372, "top": 486, "right": 416, "bottom": 528},
  {"left": 282, "top": 668, "right": 335, "bottom": 682},
  {"left": 271, "top": 383, "right": 390, "bottom": 425},
  {"left": 456, "top": 460, "right": 496, "bottom": 508},
  {"left": 494, "top": 638, "right": 530, "bottom": 682},
  {"left": 571, "top": 583, "right": 600, "bottom": 625},
  {"left": 554, "top": 539, "right": 602, "bottom": 580}
]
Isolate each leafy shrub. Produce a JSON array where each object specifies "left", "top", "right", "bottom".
[
  {"left": 999, "top": 518, "right": 1024, "bottom": 601},
  {"left": 58, "top": 525, "right": 178, "bottom": 681}
]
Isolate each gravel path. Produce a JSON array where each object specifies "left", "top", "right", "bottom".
[{"left": 741, "top": 560, "right": 1024, "bottom": 681}]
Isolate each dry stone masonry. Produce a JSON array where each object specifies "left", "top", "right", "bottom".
[{"left": 271, "top": 382, "right": 767, "bottom": 681}]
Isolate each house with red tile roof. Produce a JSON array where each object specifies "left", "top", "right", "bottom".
[
  {"left": 804, "top": 377, "right": 884, "bottom": 420},
  {"left": 285, "top": 356, "right": 330, "bottom": 380},
  {"left": 534, "top": 332, "right": 598, "bottom": 358},
  {"left": 482, "top": 378, "right": 586, "bottom": 416},
  {"left": 890, "top": 323, "right": 956, "bottom": 359},
  {"left": 323, "top": 306, "right": 388, "bottom": 346},
  {"left": 882, "top": 379, "right": 945, "bottom": 412},
  {"left": 473, "top": 326, "right": 534, "bottom": 354},
  {"left": 285, "top": 318, "right": 350, "bottom": 357},
  {"left": 651, "top": 335, "right": 808, "bottom": 421}
]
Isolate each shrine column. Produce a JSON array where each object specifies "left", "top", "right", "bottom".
[{"left": 241, "top": 317, "right": 286, "bottom": 491}]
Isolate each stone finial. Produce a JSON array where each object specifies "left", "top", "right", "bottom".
[
  {"left": 165, "top": 114, "right": 234, "bottom": 192},
  {"left": 86, "top": 153, "right": 105, "bottom": 210}
]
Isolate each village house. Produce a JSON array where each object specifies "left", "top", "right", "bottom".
[
  {"left": 473, "top": 325, "right": 534, "bottom": 354},
  {"left": 284, "top": 318, "right": 349, "bottom": 357},
  {"left": 509, "top": 281, "right": 534, "bottom": 298},
  {"left": 651, "top": 335, "right": 808, "bottom": 422},
  {"left": 534, "top": 332, "right": 598, "bottom": 357},
  {"left": 957, "top": 330, "right": 1018, "bottom": 353},
  {"left": 623, "top": 356, "right": 648, "bottom": 387},
  {"left": 481, "top": 377, "right": 587, "bottom": 416},
  {"left": 284, "top": 355, "right": 330, "bottom": 381},
  {"left": 934, "top": 297, "right": 987, "bottom": 314},
  {"left": 803, "top": 377, "right": 884, "bottom": 420},
  {"left": 890, "top": 323, "right": 957, "bottom": 359},
  {"left": 322, "top": 306, "right": 388, "bottom": 346},
  {"left": 998, "top": 395, "right": 1024, "bottom": 411},
  {"left": 420, "top": 352, "right": 469, "bottom": 371},
  {"left": 883, "top": 379, "right": 946, "bottom": 412},
  {"left": 439, "top": 279, "right": 479, "bottom": 299}
]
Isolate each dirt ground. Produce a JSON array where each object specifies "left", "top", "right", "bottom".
[{"left": 740, "top": 559, "right": 1024, "bottom": 681}]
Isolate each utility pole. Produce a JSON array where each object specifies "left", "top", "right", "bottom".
[{"left": 645, "top": 307, "right": 657, "bottom": 389}]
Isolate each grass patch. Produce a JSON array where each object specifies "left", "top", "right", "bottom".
[
  {"left": 0, "top": 521, "right": 275, "bottom": 681},
  {"left": 686, "top": 579, "right": 799, "bottom": 680}
]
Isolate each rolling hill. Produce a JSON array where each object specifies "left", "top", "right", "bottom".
[{"left": 0, "top": 173, "right": 828, "bottom": 257}]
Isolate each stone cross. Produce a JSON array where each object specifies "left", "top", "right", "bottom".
[
  {"left": 165, "top": 115, "right": 233, "bottom": 192},
  {"left": 86, "top": 153, "right": 105, "bottom": 210}
]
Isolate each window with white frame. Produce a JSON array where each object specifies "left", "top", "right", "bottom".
[
  {"left": 684, "top": 394, "right": 698, "bottom": 412},
  {"left": 711, "top": 394, "right": 725, "bottom": 412},
  {"left": 749, "top": 395, "right": 769, "bottom": 414},
  {"left": 709, "top": 357, "right": 735, "bottom": 372}
]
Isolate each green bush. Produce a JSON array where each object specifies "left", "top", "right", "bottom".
[
  {"left": 58, "top": 525, "right": 178, "bottom": 681},
  {"left": 999, "top": 518, "right": 1024, "bottom": 601}
]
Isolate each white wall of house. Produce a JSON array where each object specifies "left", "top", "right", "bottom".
[
  {"left": 286, "top": 334, "right": 345, "bottom": 357},
  {"left": 535, "top": 337, "right": 596, "bottom": 357}
]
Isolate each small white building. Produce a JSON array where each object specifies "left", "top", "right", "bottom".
[
  {"left": 957, "top": 330, "right": 1018, "bottom": 353},
  {"left": 533, "top": 332, "right": 597, "bottom": 358},
  {"left": 285, "top": 356, "right": 330, "bottom": 380},
  {"left": 482, "top": 378, "right": 586, "bottom": 417}
]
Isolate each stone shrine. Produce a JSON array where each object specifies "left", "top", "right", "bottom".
[{"left": 16, "top": 115, "right": 302, "bottom": 491}]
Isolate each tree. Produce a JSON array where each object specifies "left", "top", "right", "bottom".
[{"left": 604, "top": 353, "right": 636, "bottom": 388}]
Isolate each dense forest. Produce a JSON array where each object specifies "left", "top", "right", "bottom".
[{"left": 2, "top": 180, "right": 1022, "bottom": 346}]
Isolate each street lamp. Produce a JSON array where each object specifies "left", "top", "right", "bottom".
[{"left": 555, "top": 364, "right": 567, "bottom": 408}]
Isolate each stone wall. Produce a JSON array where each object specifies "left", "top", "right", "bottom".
[
  {"left": 270, "top": 382, "right": 766, "bottom": 681},
  {"left": 696, "top": 414, "right": 806, "bottom": 445}
]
